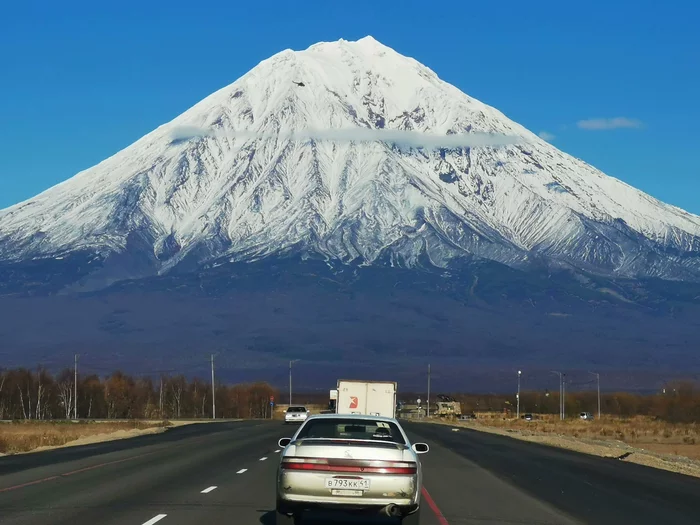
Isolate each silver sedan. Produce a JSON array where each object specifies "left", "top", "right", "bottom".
[{"left": 275, "top": 413, "right": 429, "bottom": 524}]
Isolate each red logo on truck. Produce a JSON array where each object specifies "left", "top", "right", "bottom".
[{"left": 349, "top": 396, "right": 359, "bottom": 409}]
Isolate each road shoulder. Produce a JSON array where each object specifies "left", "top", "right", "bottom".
[{"left": 421, "top": 418, "right": 700, "bottom": 479}]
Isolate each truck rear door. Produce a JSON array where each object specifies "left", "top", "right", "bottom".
[
  {"left": 337, "top": 381, "right": 368, "bottom": 415},
  {"left": 365, "top": 382, "right": 396, "bottom": 417}
]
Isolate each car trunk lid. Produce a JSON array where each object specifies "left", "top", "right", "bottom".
[{"left": 289, "top": 438, "right": 408, "bottom": 462}]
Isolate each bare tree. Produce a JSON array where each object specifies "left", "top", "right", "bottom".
[
  {"left": 57, "top": 369, "right": 74, "bottom": 419},
  {"left": 35, "top": 380, "right": 43, "bottom": 420},
  {"left": 0, "top": 369, "right": 6, "bottom": 419},
  {"left": 170, "top": 376, "right": 186, "bottom": 419},
  {"left": 17, "top": 384, "right": 27, "bottom": 420}
]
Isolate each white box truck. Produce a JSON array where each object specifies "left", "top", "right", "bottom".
[{"left": 335, "top": 380, "right": 397, "bottom": 418}]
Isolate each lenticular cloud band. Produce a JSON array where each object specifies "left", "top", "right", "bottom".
[{"left": 169, "top": 126, "right": 524, "bottom": 148}]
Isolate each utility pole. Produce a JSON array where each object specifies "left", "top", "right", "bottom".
[
  {"left": 427, "top": 364, "right": 431, "bottom": 418},
  {"left": 589, "top": 371, "right": 601, "bottom": 419},
  {"left": 159, "top": 375, "right": 164, "bottom": 418},
  {"left": 596, "top": 373, "right": 600, "bottom": 420},
  {"left": 289, "top": 360, "right": 292, "bottom": 405},
  {"left": 211, "top": 354, "right": 216, "bottom": 420},
  {"left": 74, "top": 354, "right": 78, "bottom": 420},
  {"left": 517, "top": 370, "right": 522, "bottom": 419}
]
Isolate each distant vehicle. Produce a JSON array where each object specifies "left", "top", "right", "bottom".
[
  {"left": 396, "top": 402, "right": 426, "bottom": 419},
  {"left": 285, "top": 406, "right": 310, "bottom": 424},
  {"left": 336, "top": 380, "right": 397, "bottom": 418},
  {"left": 579, "top": 412, "right": 594, "bottom": 421},
  {"left": 275, "top": 413, "right": 428, "bottom": 524},
  {"left": 327, "top": 389, "right": 338, "bottom": 413},
  {"left": 432, "top": 394, "right": 462, "bottom": 418},
  {"left": 459, "top": 413, "right": 477, "bottom": 420},
  {"left": 522, "top": 413, "right": 534, "bottom": 421}
]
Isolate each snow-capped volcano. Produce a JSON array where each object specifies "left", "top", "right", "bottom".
[{"left": 2, "top": 36, "right": 700, "bottom": 283}]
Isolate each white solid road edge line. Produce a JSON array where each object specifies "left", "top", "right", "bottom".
[
  {"left": 141, "top": 515, "right": 167, "bottom": 525},
  {"left": 260, "top": 456, "right": 268, "bottom": 461},
  {"left": 201, "top": 486, "right": 218, "bottom": 493},
  {"left": 236, "top": 468, "right": 248, "bottom": 474}
]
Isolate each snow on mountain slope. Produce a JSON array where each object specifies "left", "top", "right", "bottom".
[{"left": 1, "top": 36, "right": 699, "bottom": 282}]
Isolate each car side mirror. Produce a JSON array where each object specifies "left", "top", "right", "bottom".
[
  {"left": 412, "top": 442, "right": 429, "bottom": 454},
  {"left": 278, "top": 437, "right": 292, "bottom": 448}
]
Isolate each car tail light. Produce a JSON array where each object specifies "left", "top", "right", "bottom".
[{"left": 281, "top": 457, "right": 417, "bottom": 474}]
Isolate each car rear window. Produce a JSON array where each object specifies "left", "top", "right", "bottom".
[
  {"left": 296, "top": 418, "right": 406, "bottom": 444},
  {"left": 287, "top": 406, "right": 307, "bottom": 412}
]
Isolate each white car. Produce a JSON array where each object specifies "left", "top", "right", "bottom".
[
  {"left": 284, "top": 406, "right": 310, "bottom": 424},
  {"left": 275, "top": 413, "right": 429, "bottom": 524}
]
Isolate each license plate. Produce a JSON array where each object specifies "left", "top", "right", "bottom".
[
  {"left": 331, "top": 489, "right": 363, "bottom": 496},
  {"left": 325, "top": 478, "right": 370, "bottom": 490}
]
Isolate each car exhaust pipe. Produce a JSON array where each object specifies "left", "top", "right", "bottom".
[{"left": 380, "top": 503, "right": 402, "bottom": 517}]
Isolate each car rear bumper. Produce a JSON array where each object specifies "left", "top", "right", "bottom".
[
  {"left": 284, "top": 416, "right": 308, "bottom": 423},
  {"left": 277, "top": 469, "right": 419, "bottom": 510},
  {"left": 277, "top": 499, "right": 419, "bottom": 517}
]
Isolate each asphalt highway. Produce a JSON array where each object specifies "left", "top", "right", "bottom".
[{"left": 0, "top": 420, "right": 699, "bottom": 525}]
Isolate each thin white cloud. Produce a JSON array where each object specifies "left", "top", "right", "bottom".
[
  {"left": 169, "top": 126, "right": 525, "bottom": 149},
  {"left": 538, "top": 131, "right": 555, "bottom": 141},
  {"left": 577, "top": 117, "right": 644, "bottom": 130}
]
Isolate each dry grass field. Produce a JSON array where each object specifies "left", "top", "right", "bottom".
[
  {"left": 0, "top": 420, "right": 170, "bottom": 454},
  {"left": 461, "top": 413, "right": 700, "bottom": 460}
]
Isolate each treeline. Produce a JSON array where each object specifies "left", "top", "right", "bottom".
[
  {"left": 444, "top": 382, "right": 700, "bottom": 423},
  {"left": 2, "top": 366, "right": 698, "bottom": 423},
  {"left": 0, "top": 367, "right": 279, "bottom": 420}
]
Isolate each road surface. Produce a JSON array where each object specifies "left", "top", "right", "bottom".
[{"left": 0, "top": 420, "right": 699, "bottom": 524}]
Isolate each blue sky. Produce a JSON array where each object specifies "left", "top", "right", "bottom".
[{"left": 1, "top": 0, "right": 698, "bottom": 213}]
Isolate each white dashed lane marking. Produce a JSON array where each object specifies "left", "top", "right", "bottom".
[
  {"left": 260, "top": 457, "right": 268, "bottom": 461},
  {"left": 142, "top": 515, "right": 167, "bottom": 525},
  {"left": 201, "top": 486, "right": 217, "bottom": 494},
  {"left": 274, "top": 449, "right": 281, "bottom": 453},
  {"left": 236, "top": 468, "right": 248, "bottom": 474}
]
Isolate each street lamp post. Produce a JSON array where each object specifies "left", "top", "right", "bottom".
[
  {"left": 427, "top": 364, "right": 431, "bottom": 418},
  {"left": 562, "top": 373, "right": 566, "bottom": 419},
  {"left": 289, "top": 359, "right": 299, "bottom": 405},
  {"left": 289, "top": 360, "right": 292, "bottom": 405},
  {"left": 211, "top": 354, "right": 216, "bottom": 420},
  {"left": 551, "top": 371, "right": 563, "bottom": 420},
  {"left": 517, "top": 370, "right": 522, "bottom": 419}
]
